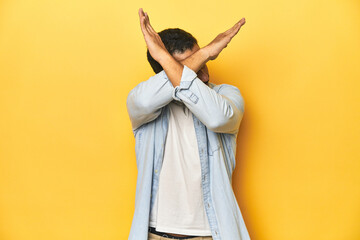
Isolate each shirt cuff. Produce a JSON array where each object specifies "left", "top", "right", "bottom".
[
  {"left": 160, "top": 70, "right": 176, "bottom": 89},
  {"left": 172, "top": 65, "right": 198, "bottom": 101}
]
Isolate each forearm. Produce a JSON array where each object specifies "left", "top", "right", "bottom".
[
  {"left": 158, "top": 48, "right": 210, "bottom": 87},
  {"left": 126, "top": 70, "right": 174, "bottom": 133},
  {"left": 179, "top": 47, "right": 210, "bottom": 73},
  {"left": 172, "top": 66, "right": 245, "bottom": 134}
]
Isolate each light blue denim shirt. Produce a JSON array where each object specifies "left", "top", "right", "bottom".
[{"left": 126, "top": 65, "right": 251, "bottom": 240}]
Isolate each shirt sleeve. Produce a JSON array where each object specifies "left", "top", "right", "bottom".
[
  {"left": 173, "top": 65, "right": 245, "bottom": 135},
  {"left": 126, "top": 70, "right": 174, "bottom": 135}
]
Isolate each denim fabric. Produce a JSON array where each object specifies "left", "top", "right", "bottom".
[{"left": 126, "top": 65, "right": 251, "bottom": 240}]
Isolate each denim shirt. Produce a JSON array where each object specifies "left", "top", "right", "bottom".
[{"left": 126, "top": 65, "right": 251, "bottom": 240}]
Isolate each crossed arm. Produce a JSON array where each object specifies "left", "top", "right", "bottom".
[{"left": 126, "top": 8, "right": 246, "bottom": 135}]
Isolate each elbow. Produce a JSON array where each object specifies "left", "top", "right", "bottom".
[
  {"left": 208, "top": 114, "right": 227, "bottom": 130},
  {"left": 207, "top": 109, "right": 244, "bottom": 134},
  {"left": 207, "top": 116, "right": 234, "bottom": 133},
  {"left": 126, "top": 91, "right": 152, "bottom": 114}
]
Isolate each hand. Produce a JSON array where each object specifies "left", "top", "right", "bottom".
[
  {"left": 203, "top": 18, "right": 246, "bottom": 60},
  {"left": 138, "top": 8, "right": 169, "bottom": 63}
]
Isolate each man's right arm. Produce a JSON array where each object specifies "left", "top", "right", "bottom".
[
  {"left": 128, "top": 8, "right": 245, "bottom": 134},
  {"left": 126, "top": 70, "right": 174, "bottom": 134},
  {"left": 126, "top": 48, "right": 208, "bottom": 134}
]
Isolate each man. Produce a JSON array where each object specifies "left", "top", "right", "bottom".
[{"left": 126, "top": 8, "right": 250, "bottom": 240}]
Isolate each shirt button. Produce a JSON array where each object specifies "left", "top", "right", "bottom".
[
  {"left": 215, "top": 231, "right": 218, "bottom": 235},
  {"left": 203, "top": 175, "right": 206, "bottom": 181},
  {"left": 207, "top": 202, "right": 210, "bottom": 208},
  {"left": 201, "top": 149, "right": 204, "bottom": 154},
  {"left": 155, "top": 169, "right": 158, "bottom": 173}
]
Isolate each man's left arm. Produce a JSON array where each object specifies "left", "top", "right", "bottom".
[
  {"left": 173, "top": 65, "right": 245, "bottom": 134},
  {"left": 138, "top": 8, "right": 246, "bottom": 134}
]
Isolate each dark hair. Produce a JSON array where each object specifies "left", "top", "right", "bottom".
[{"left": 147, "top": 28, "right": 198, "bottom": 73}]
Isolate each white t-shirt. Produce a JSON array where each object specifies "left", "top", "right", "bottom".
[{"left": 149, "top": 100, "right": 212, "bottom": 236}]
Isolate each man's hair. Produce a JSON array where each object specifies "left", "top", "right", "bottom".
[{"left": 147, "top": 28, "right": 198, "bottom": 73}]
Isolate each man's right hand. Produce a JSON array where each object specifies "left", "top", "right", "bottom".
[
  {"left": 203, "top": 18, "right": 246, "bottom": 61},
  {"left": 138, "top": 8, "right": 170, "bottom": 63}
]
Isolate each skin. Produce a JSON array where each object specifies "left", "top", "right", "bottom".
[
  {"left": 138, "top": 8, "right": 245, "bottom": 89},
  {"left": 172, "top": 44, "right": 210, "bottom": 84},
  {"left": 138, "top": 8, "right": 246, "bottom": 238}
]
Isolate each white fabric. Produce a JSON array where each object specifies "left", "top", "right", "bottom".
[{"left": 149, "top": 100, "right": 212, "bottom": 236}]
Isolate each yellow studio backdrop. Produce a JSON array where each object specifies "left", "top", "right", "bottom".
[{"left": 0, "top": 0, "right": 359, "bottom": 239}]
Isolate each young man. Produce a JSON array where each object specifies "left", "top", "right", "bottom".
[{"left": 126, "top": 8, "right": 250, "bottom": 240}]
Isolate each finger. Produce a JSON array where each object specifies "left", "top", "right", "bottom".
[
  {"left": 143, "top": 13, "right": 154, "bottom": 36},
  {"left": 239, "top": 17, "right": 246, "bottom": 26},
  {"left": 138, "top": 8, "right": 145, "bottom": 21},
  {"left": 139, "top": 14, "right": 146, "bottom": 34},
  {"left": 141, "top": 11, "right": 152, "bottom": 34},
  {"left": 227, "top": 27, "right": 240, "bottom": 40},
  {"left": 139, "top": 8, "right": 145, "bottom": 28},
  {"left": 225, "top": 18, "right": 245, "bottom": 35},
  {"left": 227, "top": 18, "right": 246, "bottom": 38},
  {"left": 143, "top": 12, "right": 152, "bottom": 33},
  {"left": 232, "top": 18, "right": 245, "bottom": 35},
  {"left": 139, "top": 16, "right": 146, "bottom": 34},
  {"left": 225, "top": 22, "right": 239, "bottom": 35},
  {"left": 139, "top": 9, "right": 149, "bottom": 37},
  {"left": 231, "top": 21, "right": 242, "bottom": 35},
  {"left": 145, "top": 12, "right": 156, "bottom": 33},
  {"left": 144, "top": 12, "right": 158, "bottom": 35}
]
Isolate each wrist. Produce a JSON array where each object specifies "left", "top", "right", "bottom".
[
  {"left": 157, "top": 51, "right": 174, "bottom": 66},
  {"left": 200, "top": 46, "right": 211, "bottom": 61}
]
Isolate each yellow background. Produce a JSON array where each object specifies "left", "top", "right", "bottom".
[{"left": 0, "top": 0, "right": 359, "bottom": 239}]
